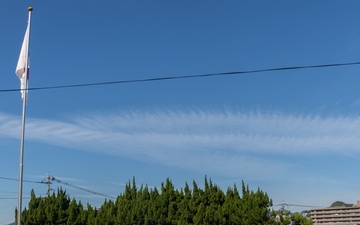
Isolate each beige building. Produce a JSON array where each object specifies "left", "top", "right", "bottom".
[{"left": 311, "top": 201, "right": 360, "bottom": 225}]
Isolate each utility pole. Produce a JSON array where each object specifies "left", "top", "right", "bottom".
[
  {"left": 46, "top": 175, "right": 52, "bottom": 195},
  {"left": 42, "top": 174, "right": 53, "bottom": 195}
]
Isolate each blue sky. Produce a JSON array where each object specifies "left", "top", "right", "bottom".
[{"left": 1, "top": 0, "right": 360, "bottom": 223}]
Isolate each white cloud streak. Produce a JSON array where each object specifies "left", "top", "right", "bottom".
[{"left": 1, "top": 110, "right": 360, "bottom": 178}]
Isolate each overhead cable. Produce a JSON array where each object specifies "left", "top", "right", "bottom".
[
  {"left": 0, "top": 176, "right": 43, "bottom": 184},
  {"left": 273, "top": 203, "right": 324, "bottom": 208},
  {"left": 50, "top": 176, "right": 116, "bottom": 200},
  {"left": 1, "top": 61, "right": 360, "bottom": 93}
]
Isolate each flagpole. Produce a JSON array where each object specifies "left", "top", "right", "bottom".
[{"left": 17, "top": 7, "right": 32, "bottom": 225}]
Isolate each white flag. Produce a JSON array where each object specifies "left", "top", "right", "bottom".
[{"left": 15, "top": 22, "right": 30, "bottom": 101}]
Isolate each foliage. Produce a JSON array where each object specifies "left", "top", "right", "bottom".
[
  {"left": 290, "top": 213, "right": 313, "bottom": 225},
  {"left": 18, "top": 177, "right": 276, "bottom": 225},
  {"left": 270, "top": 210, "right": 313, "bottom": 225},
  {"left": 330, "top": 201, "right": 353, "bottom": 207}
]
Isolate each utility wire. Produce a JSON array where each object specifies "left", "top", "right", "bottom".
[
  {"left": 1, "top": 61, "right": 360, "bottom": 93},
  {"left": 1, "top": 175, "right": 115, "bottom": 199},
  {"left": 273, "top": 203, "right": 324, "bottom": 208},
  {"left": 0, "top": 176, "right": 43, "bottom": 184},
  {"left": 0, "top": 197, "right": 30, "bottom": 200},
  {"left": 50, "top": 176, "right": 116, "bottom": 200}
]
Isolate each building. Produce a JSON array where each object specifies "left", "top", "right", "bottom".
[{"left": 311, "top": 201, "right": 360, "bottom": 225}]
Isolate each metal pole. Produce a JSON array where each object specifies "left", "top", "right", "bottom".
[
  {"left": 17, "top": 83, "right": 27, "bottom": 225},
  {"left": 17, "top": 7, "right": 32, "bottom": 225}
]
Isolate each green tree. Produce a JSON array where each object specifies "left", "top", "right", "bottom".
[
  {"left": 291, "top": 213, "right": 313, "bottom": 225},
  {"left": 20, "top": 176, "right": 275, "bottom": 225},
  {"left": 66, "top": 198, "right": 82, "bottom": 225}
]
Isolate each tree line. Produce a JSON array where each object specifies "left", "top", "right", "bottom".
[{"left": 17, "top": 177, "right": 312, "bottom": 225}]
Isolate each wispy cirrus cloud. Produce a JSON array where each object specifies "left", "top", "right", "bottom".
[{"left": 1, "top": 110, "right": 360, "bottom": 178}]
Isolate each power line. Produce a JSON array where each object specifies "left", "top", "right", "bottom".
[
  {"left": 0, "top": 176, "right": 43, "bottom": 184},
  {"left": 1, "top": 175, "right": 115, "bottom": 199},
  {"left": 1, "top": 61, "right": 360, "bottom": 93},
  {"left": 273, "top": 203, "right": 320, "bottom": 208},
  {"left": 0, "top": 197, "right": 30, "bottom": 200},
  {"left": 50, "top": 176, "right": 116, "bottom": 200},
  {"left": 273, "top": 202, "right": 325, "bottom": 209}
]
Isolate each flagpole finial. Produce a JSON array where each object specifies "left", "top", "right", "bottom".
[{"left": 28, "top": 7, "right": 33, "bottom": 11}]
